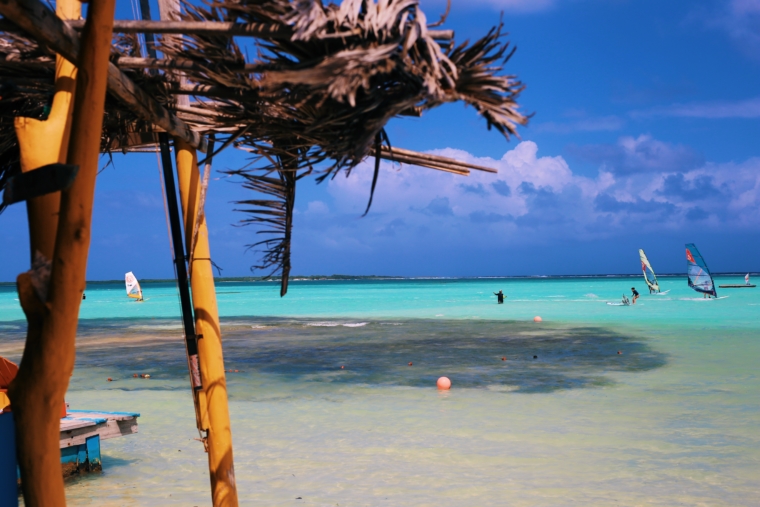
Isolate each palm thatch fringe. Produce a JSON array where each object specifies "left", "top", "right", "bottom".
[{"left": 0, "top": 0, "right": 528, "bottom": 290}]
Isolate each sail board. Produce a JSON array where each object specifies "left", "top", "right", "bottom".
[
  {"left": 125, "top": 271, "right": 143, "bottom": 301},
  {"left": 638, "top": 249, "right": 660, "bottom": 293},
  {"left": 685, "top": 243, "right": 717, "bottom": 297},
  {"left": 746, "top": 273, "right": 751, "bottom": 286}
]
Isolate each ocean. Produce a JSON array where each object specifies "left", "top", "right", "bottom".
[{"left": 1, "top": 276, "right": 759, "bottom": 506}]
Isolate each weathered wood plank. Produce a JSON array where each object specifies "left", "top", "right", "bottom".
[
  {"left": 60, "top": 19, "right": 454, "bottom": 41},
  {"left": 377, "top": 145, "right": 498, "bottom": 174},
  {"left": 0, "top": 0, "right": 206, "bottom": 152},
  {"left": 374, "top": 151, "right": 470, "bottom": 176},
  {"left": 60, "top": 418, "right": 138, "bottom": 448}
]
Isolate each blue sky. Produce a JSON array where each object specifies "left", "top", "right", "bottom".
[{"left": 1, "top": 0, "right": 759, "bottom": 280}]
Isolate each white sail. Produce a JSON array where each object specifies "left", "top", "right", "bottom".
[
  {"left": 746, "top": 273, "right": 750, "bottom": 286},
  {"left": 638, "top": 249, "right": 660, "bottom": 292},
  {"left": 125, "top": 271, "right": 143, "bottom": 300}
]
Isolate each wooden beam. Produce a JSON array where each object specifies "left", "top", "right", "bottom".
[
  {"left": 375, "top": 145, "right": 498, "bottom": 174},
  {"left": 59, "top": 19, "right": 454, "bottom": 41},
  {"left": 379, "top": 153, "right": 470, "bottom": 176},
  {"left": 0, "top": 0, "right": 206, "bottom": 152},
  {"left": 114, "top": 56, "right": 264, "bottom": 73}
]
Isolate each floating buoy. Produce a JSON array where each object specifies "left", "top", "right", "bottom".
[
  {"left": 437, "top": 377, "right": 451, "bottom": 390},
  {"left": 340, "top": 365, "right": 344, "bottom": 369},
  {"left": 408, "top": 362, "right": 413, "bottom": 366},
  {"left": 234, "top": 369, "right": 239, "bottom": 373},
  {"left": 533, "top": 316, "right": 542, "bottom": 322},
  {"left": 501, "top": 357, "right": 506, "bottom": 361},
  {"left": 617, "top": 351, "right": 622, "bottom": 355},
  {"left": 107, "top": 377, "right": 112, "bottom": 382},
  {"left": 133, "top": 373, "right": 138, "bottom": 378},
  {"left": 144, "top": 374, "right": 151, "bottom": 379}
]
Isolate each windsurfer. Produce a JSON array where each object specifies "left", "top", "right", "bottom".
[
  {"left": 493, "top": 290, "right": 505, "bottom": 304},
  {"left": 631, "top": 287, "right": 639, "bottom": 304}
]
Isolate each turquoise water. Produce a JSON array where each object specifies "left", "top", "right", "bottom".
[{"left": 1, "top": 276, "right": 759, "bottom": 506}]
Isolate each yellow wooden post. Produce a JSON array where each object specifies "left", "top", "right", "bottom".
[
  {"left": 9, "top": 0, "right": 116, "bottom": 505},
  {"left": 175, "top": 139, "right": 239, "bottom": 506},
  {"left": 13, "top": 0, "right": 80, "bottom": 261}
]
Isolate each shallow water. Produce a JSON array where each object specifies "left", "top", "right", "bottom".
[{"left": 1, "top": 277, "right": 759, "bottom": 506}]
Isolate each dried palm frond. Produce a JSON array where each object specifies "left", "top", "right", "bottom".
[
  {"left": 157, "top": 0, "right": 527, "bottom": 293},
  {"left": 229, "top": 144, "right": 312, "bottom": 296},
  {"left": 0, "top": 0, "right": 528, "bottom": 292}
]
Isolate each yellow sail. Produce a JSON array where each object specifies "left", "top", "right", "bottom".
[{"left": 125, "top": 271, "right": 143, "bottom": 301}]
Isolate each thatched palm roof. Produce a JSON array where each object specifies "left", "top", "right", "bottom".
[{"left": 0, "top": 0, "right": 528, "bottom": 294}]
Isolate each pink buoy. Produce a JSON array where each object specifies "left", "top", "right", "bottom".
[
  {"left": 533, "top": 316, "right": 542, "bottom": 322},
  {"left": 437, "top": 377, "right": 451, "bottom": 390}
]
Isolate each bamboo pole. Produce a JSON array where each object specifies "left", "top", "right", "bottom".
[
  {"left": 0, "top": 18, "right": 455, "bottom": 40},
  {"left": 59, "top": 19, "right": 455, "bottom": 40},
  {"left": 9, "top": 0, "right": 116, "bottom": 505},
  {"left": 175, "top": 138, "right": 239, "bottom": 507},
  {"left": 13, "top": 0, "right": 79, "bottom": 262},
  {"left": 374, "top": 145, "right": 498, "bottom": 174}
]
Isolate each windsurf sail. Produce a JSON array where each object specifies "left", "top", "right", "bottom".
[
  {"left": 746, "top": 273, "right": 750, "bottom": 286},
  {"left": 125, "top": 271, "right": 143, "bottom": 301},
  {"left": 638, "top": 249, "right": 660, "bottom": 293},
  {"left": 685, "top": 243, "right": 717, "bottom": 297}
]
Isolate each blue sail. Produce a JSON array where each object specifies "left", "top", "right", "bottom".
[{"left": 685, "top": 243, "right": 717, "bottom": 297}]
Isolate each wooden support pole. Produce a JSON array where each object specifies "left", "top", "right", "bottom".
[
  {"left": 13, "top": 0, "right": 79, "bottom": 263},
  {"left": 9, "top": 0, "right": 116, "bottom": 505},
  {"left": 0, "top": 0, "right": 206, "bottom": 152},
  {"left": 175, "top": 138, "right": 238, "bottom": 507},
  {"left": 51, "top": 19, "right": 456, "bottom": 41}
]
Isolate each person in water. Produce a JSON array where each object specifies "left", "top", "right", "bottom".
[
  {"left": 494, "top": 290, "right": 505, "bottom": 304},
  {"left": 631, "top": 287, "right": 639, "bottom": 304}
]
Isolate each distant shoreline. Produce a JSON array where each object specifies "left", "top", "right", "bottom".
[{"left": 1, "top": 272, "right": 757, "bottom": 286}]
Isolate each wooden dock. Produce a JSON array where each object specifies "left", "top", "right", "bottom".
[
  {"left": 59, "top": 410, "right": 140, "bottom": 476},
  {"left": 2, "top": 409, "right": 140, "bottom": 503}
]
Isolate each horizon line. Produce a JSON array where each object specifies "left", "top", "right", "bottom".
[{"left": 2, "top": 272, "right": 758, "bottom": 285}]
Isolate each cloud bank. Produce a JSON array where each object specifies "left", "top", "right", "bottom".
[{"left": 293, "top": 138, "right": 760, "bottom": 258}]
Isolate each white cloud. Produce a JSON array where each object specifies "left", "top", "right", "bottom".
[
  {"left": 473, "top": 0, "right": 555, "bottom": 12},
  {"left": 305, "top": 200, "right": 330, "bottom": 215},
  {"left": 697, "top": 0, "right": 760, "bottom": 60},
  {"left": 567, "top": 135, "right": 703, "bottom": 175},
  {"left": 535, "top": 116, "right": 625, "bottom": 134},
  {"left": 421, "top": 0, "right": 557, "bottom": 13},
  {"left": 631, "top": 96, "right": 760, "bottom": 119},
  {"left": 317, "top": 140, "right": 760, "bottom": 249}
]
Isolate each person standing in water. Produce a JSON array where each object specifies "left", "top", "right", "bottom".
[
  {"left": 494, "top": 290, "right": 505, "bottom": 304},
  {"left": 631, "top": 287, "right": 639, "bottom": 304}
]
